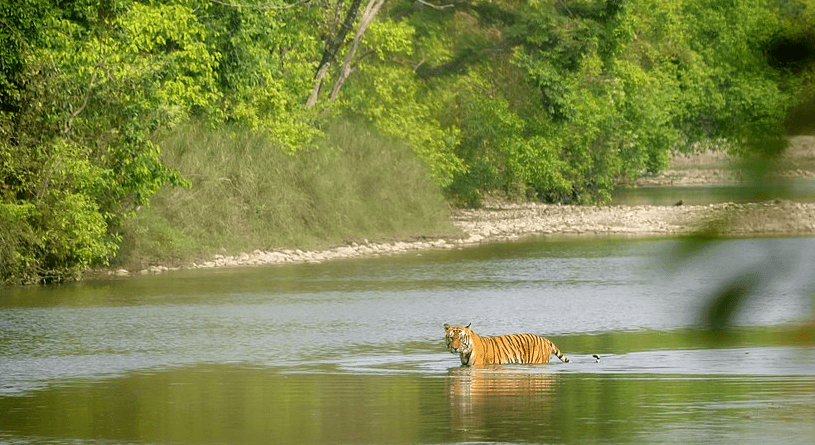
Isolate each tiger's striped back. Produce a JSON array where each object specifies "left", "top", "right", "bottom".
[{"left": 445, "top": 323, "right": 570, "bottom": 366}]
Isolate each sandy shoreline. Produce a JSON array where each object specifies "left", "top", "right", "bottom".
[{"left": 101, "top": 136, "right": 815, "bottom": 277}]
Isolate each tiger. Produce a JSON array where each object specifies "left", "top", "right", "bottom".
[{"left": 444, "top": 323, "right": 570, "bottom": 366}]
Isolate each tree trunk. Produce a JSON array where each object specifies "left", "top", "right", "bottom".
[
  {"left": 306, "top": 0, "right": 363, "bottom": 107},
  {"left": 328, "top": 0, "right": 385, "bottom": 102}
]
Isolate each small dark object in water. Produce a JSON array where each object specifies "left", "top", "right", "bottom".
[
  {"left": 674, "top": 199, "right": 683, "bottom": 206},
  {"left": 592, "top": 354, "right": 600, "bottom": 363}
]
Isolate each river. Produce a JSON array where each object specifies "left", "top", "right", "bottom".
[
  {"left": 612, "top": 178, "right": 815, "bottom": 206},
  {"left": 1, "top": 235, "right": 814, "bottom": 444}
]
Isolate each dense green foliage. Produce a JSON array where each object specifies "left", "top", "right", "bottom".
[{"left": 1, "top": 0, "right": 811, "bottom": 282}]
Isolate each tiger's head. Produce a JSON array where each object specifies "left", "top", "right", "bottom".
[{"left": 444, "top": 323, "right": 473, "bottom": 355}]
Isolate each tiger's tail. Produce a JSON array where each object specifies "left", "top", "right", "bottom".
[{"left": 550, "top": 340, "right": 570, "bottom": 363}]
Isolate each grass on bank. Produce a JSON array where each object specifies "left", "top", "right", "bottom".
[{"left": 115, "top": 121, "right": 459, "bottom": 269}]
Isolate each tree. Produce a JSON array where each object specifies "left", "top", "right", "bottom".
[{"left": 1, "top": 0, "right": 218, "bottom": 282}]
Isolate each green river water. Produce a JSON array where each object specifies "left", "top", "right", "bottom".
[{"left": 1, "top": 235, "right": 814, "bottom": 444}]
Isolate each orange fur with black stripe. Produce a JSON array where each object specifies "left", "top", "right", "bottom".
[{"left": 444, "top": 323, "right": 570, "bottom": 366}]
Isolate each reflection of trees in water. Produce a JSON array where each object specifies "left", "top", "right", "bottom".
[{"left": 446, "top": 366, "right": 558, "bottom": 438}]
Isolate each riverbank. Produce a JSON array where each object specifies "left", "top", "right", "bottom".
[
  {"left": 635, "top": 136, "right": 815, "bottom": 186},
  {"left": 454, "top": 199, "right": 815, "bottom": 241},
  {"left": 101, "top": 199, "right": 815, "bottom": 277},
  {"left": 101, "top": 136, "right": 815, "bottom": 278}
]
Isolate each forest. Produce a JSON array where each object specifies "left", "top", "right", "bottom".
[{"left": 1, "top": 0, "right": 813, "bottom": 283}]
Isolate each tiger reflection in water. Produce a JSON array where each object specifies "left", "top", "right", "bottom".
[{"left": 446, "top": 362, "right": 559, "bottom": 434}]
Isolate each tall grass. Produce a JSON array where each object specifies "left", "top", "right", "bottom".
[{"left": 116, "top": 120, "right": 458, "bottom": 268}]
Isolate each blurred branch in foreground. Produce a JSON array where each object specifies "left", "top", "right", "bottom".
[{"left": 669, "top": 27, "right": 815, "bottom": 337}]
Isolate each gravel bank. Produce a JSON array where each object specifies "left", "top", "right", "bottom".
[
  {"left": 453, "top": 200, "right": 815, "bottom": 241},
  {"left": 105, "top": 199, "right": 815, "bottom": 278},
  {"left": 104, "top": 136, "right": 815, "bottom": 277}
]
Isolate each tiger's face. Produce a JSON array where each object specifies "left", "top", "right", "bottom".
[{"left": 444, "top": 323, "right": 473, "bottom": 355}]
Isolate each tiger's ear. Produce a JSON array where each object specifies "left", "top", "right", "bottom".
[
  {"left": 465, "top": 323, "right": 471, "bottom": 329},
  {"left": 444, "top": 323, "right": 451, "bottom": 330}
]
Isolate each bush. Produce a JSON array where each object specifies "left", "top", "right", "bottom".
[{"left": 115, "top": 120, "right": 457, "bottom": 269}]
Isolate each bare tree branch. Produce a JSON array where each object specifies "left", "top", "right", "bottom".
[
  {"left": 414, "top": 0, "right": 454, "bottom": 10},
  {"left": 329, "top": 0, "right": 385, "bottom": 102},
  {"left": 64, "top": 66, "right": 98, "bottom": 135},
  {"left": 206, "top": 0, "right": 311, "bottom": 10},
  {"left": 557, "top": 0, "right": 574, "bottom": 17},
  {"left": 307, "top": 0, "right": 364, "bottom": 106}
]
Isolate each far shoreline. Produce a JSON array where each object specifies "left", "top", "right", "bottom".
[
  {"left": 93, "top": 136, "right": 815, "bottom": 279},
  {"left": 92, "top": 199, "right": 815, "bottom": 279}
]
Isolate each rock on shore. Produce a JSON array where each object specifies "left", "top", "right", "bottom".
[{"left": 109, "top": 199, "right": 815, "bottom": 277}]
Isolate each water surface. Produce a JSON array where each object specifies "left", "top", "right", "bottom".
[
  {"left": 1, "top": 236, "right": 814, "bottom": 444},
  {"left": 612, "top": 179, "right": 815, "bottom": 205}
]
